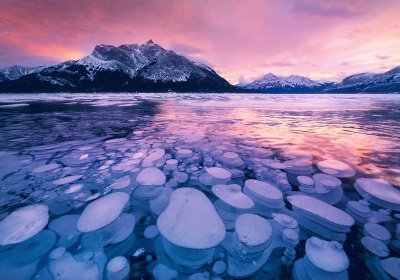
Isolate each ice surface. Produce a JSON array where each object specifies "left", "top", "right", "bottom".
[
  {"left": 77, "top": 192, "right": 129, "bottom": 232},
  {"left": 157, "top": 188, "right": 225, "bottom": 249},
  {"left": 0, "top": 93, "right": 399, "bottom": 279},
  {"left": 0, "top": 204, "right": 49, "bottom": 245}
]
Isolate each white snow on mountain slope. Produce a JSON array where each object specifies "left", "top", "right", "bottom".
[
  {"left": 325, "top": 66, "right": 400, "bottom": 91},
  {"left": 239, "top": 73, "right": 324, "bottom": 90},
  {"left": 0, "top": 65, "right": 44, "bottom": 81},
  {"left": 76, "top": 40, "right": 211, "bottom": 82}
]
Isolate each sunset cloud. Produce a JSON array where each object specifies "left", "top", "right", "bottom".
[{"left": 0, "top": 0, "right": 399, "bottom": 83}]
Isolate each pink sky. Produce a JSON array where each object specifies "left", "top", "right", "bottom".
[{"left": 1, "top": 0, "right": 399, "bottom": 83}]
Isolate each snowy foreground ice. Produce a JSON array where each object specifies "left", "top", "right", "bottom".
[{"left": 0, "top": 93, "right": 399, "bottom": 279}]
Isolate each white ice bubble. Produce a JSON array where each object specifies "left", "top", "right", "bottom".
[
  {"left": 32, "top": 163, "right": 59, "bottom": 173},
  {"left": 211, "top": 184, "right": 254, "bottom": 210},
  {"left": 355, "top": 178, "right": 400, "bottom": 210},
  {"left": 64, "top": 184, "right": 84, "bottom": 194},
  {"left": 288, "top": 195, "right": 354, "bottom": 229},
  {"left": 144, "top": 225, "right": 159, "bottom": 239},
  {"left": 157, "top": 188, "right": 225, "bottom": 249},
  {"left": 53, "top": 175, "right": 83, "bottom": 186},
  {"left": 206, "top": 167, "right": 231, "bottom": 180},
  {"left": 0, "top": 204, "right": 49, "bottom": 245},
  {"left": 106, "top": 256, "right": 130, "bottom": 280},
  {"left": 235, "top": 214, "right": 272, "bottom": 247},
  {"left": 152, "top": 264, "right": 178, "bottom": 280},
  {"left": 110, "top": 175, "right": 131, "bottom": 190},
  {"left": 317, "top": 159, "right": 355, "bottom": 178},
  {"left": 77, "top": 192, "right": 129, "bottom": 232},
  {"left": 306, "top": 237, "right": 349, "bottom": 273},
  {"left": 136, "top": 167, "right": 166, "bottom": 186},
  {"left": 381, "top": 257, "right": 400, "bottom": 279}
]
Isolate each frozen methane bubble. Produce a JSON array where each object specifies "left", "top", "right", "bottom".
[
  {"left": 211, "top": 184, "right": 254, "bottom": 210},
  {"left": 144, "top": 225, "right": 159, "bottom": 239},
  {"left": 243, "top": 179, "right": 284, "bottom": 214},
  {"left": 212, "top": 260, "right": 227, "bottom": 275},
  {"left": 106, "top": 256, "right": 130, "bottom": 280},
  {"left": 363, "top": 223, "right": 391, "bottom": 244},
  {"left": 111, "top": 213, "right": 136, "bottom": 243},
  {"left": 199, "top": 167, "right": 232, "bottom": 191},
  {"left": 157, "top": 188, "right": 225, "bottom": 249},
  {"left": 48, "top": 247, "right": 99, "bottom": 280},
  {"left": 206, "top": 167, "right": 231, "bottom": 179},
  {"left": 235, "top": 213, "right": 272, "bottom": 248},
  {"left": 53, "top": 175, "right": 83, "bottom": 186},
  {"left": 110, "top": 175, "right": 131, "bottom": 190},
  {"left": 152, "top": 264, "right": 178, "bottom": 280},
  {"left": 0, "top": 204, "right": 49, "bottom": 245},
  {"left": 293, "top": 237, "right": 350, "bottom": 280},
  {"left": 77, "top": 192, "right": 129, "bottom": 232},
  {"left": 2, "top": 229, "right": 56, "bottom": 265},
  {"left": 361, "top": 236, "right": 390, "bottom": 258},
  {"left": 317, "top": 159, "right": 356, "bottom": 178},
  {"left": 287, "top": 195, "right": 354, "bottom": 241},
  {"left": 354, "top": 178, "right": 400, "bottom": 211},
  {"left": 32, "top": 163, "right": 59, "bottom": 173},
  {"left": 305, "top": 173, "right": 344, "bottom": 205},
  {"left": 136, "top": 167, "right": 166, "bottom": 186},
  {"left": 48, "top": 215, "right": 81, "bottom": 248},
  {"left": 218, "top": 151, "right": 244, "bottom": 168},
  {"left": 145, "top": 148, "right": 165, "bottom": 162},
  {"left": 381, "top": 257, "right": 400, "bottom": 280},
  {"left": 306, "top": 237, "right": 349, "bottom": 273}
]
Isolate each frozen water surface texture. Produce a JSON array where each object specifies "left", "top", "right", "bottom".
[{"left": 0, "top": 93, "right": 399, "bottom": 279}]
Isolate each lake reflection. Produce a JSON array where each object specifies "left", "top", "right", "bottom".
[{"left": 0, "top": 93, "right": 399, "bottom": 280}]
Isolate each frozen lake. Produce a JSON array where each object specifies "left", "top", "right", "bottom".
[{"left": 0, "top": 93, "right": 399, "bottom": 279}]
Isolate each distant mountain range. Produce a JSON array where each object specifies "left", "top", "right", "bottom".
[
  {"left": 0, "top": 41, "right": 399, "bottom": 93},
  {"left": 238, "top": 67, "right": 400, "bottom": 93},
  {"left": 237, "top": 73, "right": 332, "bottom": 93}
]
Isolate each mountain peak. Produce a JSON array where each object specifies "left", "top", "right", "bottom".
[{"left": 0, "top": 41, "right": 233, "bottom": 92}]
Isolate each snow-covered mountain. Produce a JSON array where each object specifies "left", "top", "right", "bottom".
[
  {"left": 0, "top": 65, "right": 44, "bottom": 82},
  {"left": 238, "top": 73, "right": 331, "bottom": 93},
  {"left": 323, "top": 66, "right": 400, "bottom": 93},
  {"left": 0, "top": 40, "right": 233, "bottom": 92}
]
